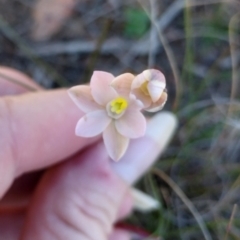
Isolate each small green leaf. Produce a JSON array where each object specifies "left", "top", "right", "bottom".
[{"left": 124, "top": 8, "right": 150, "bottom": 38}]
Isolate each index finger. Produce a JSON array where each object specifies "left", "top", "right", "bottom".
[{"left": 0, "top": 90, "right": 99, "bottom": 197}]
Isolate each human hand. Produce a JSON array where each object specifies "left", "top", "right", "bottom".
[{"left": 0, "top": 67, "right": 177, "bottom": 240}]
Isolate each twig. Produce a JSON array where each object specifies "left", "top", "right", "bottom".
[
  {"left": 153, "top": 168, "right": 212, "bottom": 240},
  {"left": 148, "top": 0, "right": 159, "bottom": 67},
  {"left": 211, "top": 174, "right": 240, "bottom": 214},
  {"left": 31, "top": 27, "right": 240, "bottom": 59},
  {"left": 228, "top": 12, "right": 240, "bottom": 116},
  {"left": 30, "top": 38, "right": 137, "bottom": 56},
  {"left": 224, "top": 204, "right": 238, "bottom": 240},
  {"left": 83, "top": 19, "right": 112, "bottom": 82}
]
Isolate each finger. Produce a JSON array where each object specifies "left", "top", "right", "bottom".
[
  {"left": 0, "top": 90, "right": 99, "bottom": 198},
  {"left": 0, "top": 66, "right": 42, "bottom": 96},
  {"left": 110, "top": 112, "right": 177, "bottom": 184},
  {"left": 21, "top": 141, "right": 131, "bottom": 240}
]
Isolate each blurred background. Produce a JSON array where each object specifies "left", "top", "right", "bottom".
[{"left": 0, "top": 0, "right": 240, "bottom": 239}]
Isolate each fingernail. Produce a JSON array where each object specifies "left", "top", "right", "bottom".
[{"left": 110, "top": 111, "right": 177, "bottom": 184}]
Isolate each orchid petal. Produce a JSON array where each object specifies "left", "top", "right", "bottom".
[
  {"left": 103, "top": 122, "right": 129, "bottom": 161},
  {"left": 128, "top": 94, "right": 144, "bottom": 110},
  {"left": 146, "top": 105, "right": 163, "bottom": 113},
  {"left": 131, "top": 73, "right": 147, "bottom": 90},
  {"left": 90, "top": 71, "right": 117, "bottom": 105},
  {"left": 68, "top": 85, "right": 101, "bottom": 113},
  {"left": 131, "top": 88, "right": 152, "bottom": 107},
  {"left": 142, "top": 69, "right": 151, "bottom": 79},
  {"left": 147, "top": 80, "right": 165, "bottom": 103},
  {"left": 146, "top": 69, "right": 166, "bottom": 83},
  {"left": 145, "top": 92, "right": 168, "bottom": 112},
  {"left": 131, "top": 69, "right": 166, "bottom": 107},
  {"left": 115, "top": 109, "right": 146, "bottom": 138},
  {"left": 111, "top": 73, "right": 135, "bottom": 96},
  {"left": 76, "top": 110, "right": 111, "bottom": 137}
]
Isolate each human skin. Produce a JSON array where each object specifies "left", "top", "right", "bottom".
[{"left": 0, "top": 66, "right": 176, "bottom": 240}]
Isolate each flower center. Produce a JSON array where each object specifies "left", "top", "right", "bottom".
[
  {"left": 140, "top": 81, "right": 149, "bottom": 96},
  {"left": 106, "top": 97, "right": 129, "bottom": 119},
  {"left": 110, "top": 97, "right": 128, "bottom": 114}
]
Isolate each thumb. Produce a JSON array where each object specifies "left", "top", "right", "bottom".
[{"left": 21, "top": 142, "right": 131, "bottom": 240}]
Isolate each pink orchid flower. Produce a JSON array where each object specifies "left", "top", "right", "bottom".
[
  {"left": 112, "top": 69, "right": 167, "bottom": 112},
  {"left": 134, "top": 69, "right": 167, "bottom": 112},
  {"left": 68, "top": 71, "right": 146, "bottom": 161}
]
